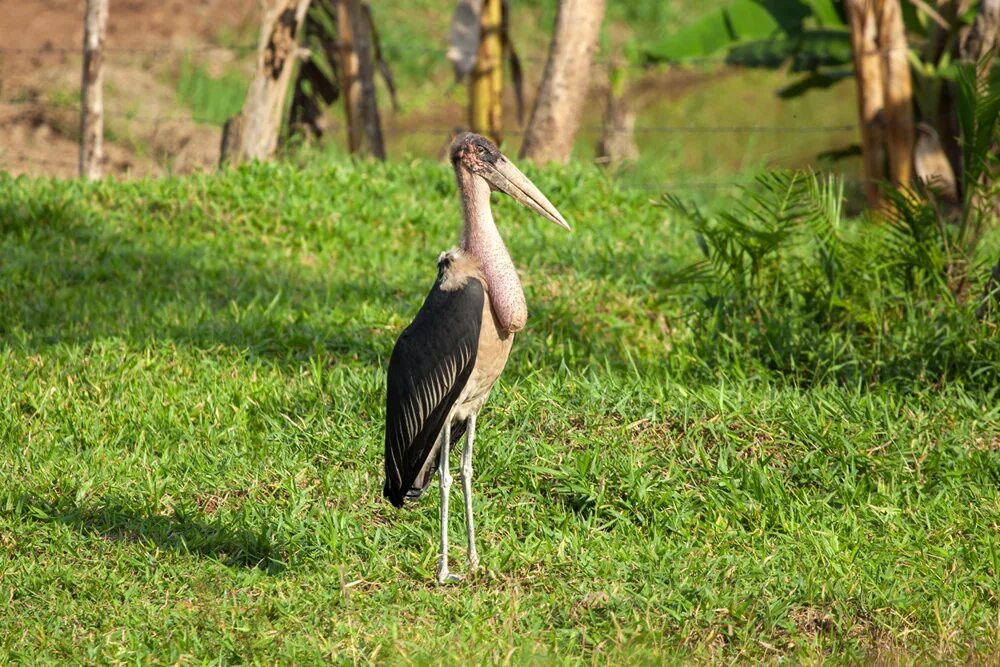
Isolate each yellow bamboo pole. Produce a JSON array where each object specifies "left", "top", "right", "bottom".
[{"left": 470, "top": 0, "right": 503, "bottom": 144}]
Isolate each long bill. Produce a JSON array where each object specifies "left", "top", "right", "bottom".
[{"left": 481, "top": 156, "right": 571, "bottom": 231}]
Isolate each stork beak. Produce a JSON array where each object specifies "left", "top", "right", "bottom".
[{"left": 482, "top": 156, "right": 571, "bottom": 230}]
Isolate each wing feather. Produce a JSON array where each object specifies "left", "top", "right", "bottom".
[{"left": 383, "top": 269, "right": 484, "bottom": 508}]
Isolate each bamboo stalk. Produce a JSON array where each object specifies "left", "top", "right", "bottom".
[{"left": 470, "top": 0, "right": 503, "bottom": 144}]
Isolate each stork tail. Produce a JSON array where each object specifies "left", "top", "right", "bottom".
[{"left": 384, "top": 420, "right": 469, "bottom": 508}]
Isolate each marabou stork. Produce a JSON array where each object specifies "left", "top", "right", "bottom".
[{"left": 383, "top": 132, "right": 569, "bottom": 583}]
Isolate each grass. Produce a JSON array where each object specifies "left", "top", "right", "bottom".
[
  {"left": 1, "top": 160, "right": 998, "bottom": 663},
  {"left": 176, "top": 57, "right": 248, "bottom": 125}
]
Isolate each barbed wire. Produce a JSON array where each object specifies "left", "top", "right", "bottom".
[
  {"left": 627, "top": 180, "right": 752, "bottom": 191},
  {"left": 1, "top": 100, "right": 859, "bottom": 134},
  {"left": 0, "top": 45, "right": 257, "bottom": 55},
  {"left": 0, "top": 41, "right": 910, "bottom": 67},
  {"left": 0, "top": 154, "right": 868, "bottom": 194},
  {"left": 1, "top": 154, "right": 80, "bottom": 169},
  {"left": 0, "top": 100, "right": 224, "bottom": 125},
  {"left": 0, "top": 37, "right": 876, "bottom": 180},
  {"left": 0, "top": 154, "right": 798, "bottom": 191},
  {"left": 627, "top": 176, "right": 868, "bottom": 191}
]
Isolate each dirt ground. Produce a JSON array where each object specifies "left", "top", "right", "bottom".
[{"left": 0, "top": 0, "right": 255, "bottom": 178}]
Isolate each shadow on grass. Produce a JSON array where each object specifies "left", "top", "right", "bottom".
[
  {"left": 7, "top": 493, "right": 287, "bottom": 573},
  {"left": 0, "top": 193, "right": 648, "bottom": 371},
  {"left": 0, "top": 197, "right": 395, "bottom": 366}
]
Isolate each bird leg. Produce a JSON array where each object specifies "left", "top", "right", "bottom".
[
  {"left": 436, "top": 422, "right": 461, "bottom": 583},
  {"left": 461, "top": 414, "right": 479, "bottom": 571}
]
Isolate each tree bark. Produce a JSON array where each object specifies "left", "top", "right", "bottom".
[
  {"left": 337, "top": 0, "right": 362, "bottom": 153},
  {"left": 221, "top": 0, "right": 311, "bottom": 165},
  {"left": 470, "top": 0, "right": 503, "bottom": 145},
  {"left": 519, "top": 0, "right": 606, "bottom": 163},
  {"left": 960, "top": 0, "right": 1000, "bottom": 220},
  {"left": 80, "top": 0, "right": 108, "bottom": 180},
  {"left": 962, "top": 0, "right": 1000, "bottom": 65},
  {"left": 347, "top": 0, "right": 385, "bottom": 158},
  {"left": 847, "top": 0, "right": 886, "bottom": 207},
  {"left": 595, "top": 65, "right": 637, "bottom": 167},
  {"left": 878, "top": 0, "right": 914, "bottom": 188}
]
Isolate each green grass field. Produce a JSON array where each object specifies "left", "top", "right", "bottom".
[{"left": 1, "top": 161, "right": 998, "bottom": 663}]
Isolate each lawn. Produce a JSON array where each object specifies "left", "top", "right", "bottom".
[{"left": 1, "top": 160, "right": 998, "bottom": 663}]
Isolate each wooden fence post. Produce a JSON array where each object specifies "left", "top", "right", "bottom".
[
  {"left": 470, "top": 0, "right": 503, "bottom": 145},
  {"left": 80, "top": 0, "right": 108, "bottom": 180},
  {"left": 220, "top": 0, "right": 312, "bottom": 165}
]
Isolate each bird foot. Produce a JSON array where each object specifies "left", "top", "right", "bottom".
[
  {"left": 469, "top": 555, "right": 480, "bottom": 571},
  {"left": 436, "top": 569, "right": 464, "bottom": 584}
]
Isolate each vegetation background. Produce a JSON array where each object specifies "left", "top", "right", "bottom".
[
  {"left": 2, "top": 0, "right": 863, "bottom": 190},
  {"left": 1, "top": 0, "right": 998, "bottom": 663}
]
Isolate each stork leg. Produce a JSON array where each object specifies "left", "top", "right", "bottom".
[
  {"left": 436, "top": 422, "right": 461, "bottom": 583},
  {"left": 461, "top": 414, "right": 479, "bottom": 571}
]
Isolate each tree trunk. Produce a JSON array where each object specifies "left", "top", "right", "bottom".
[
  {"left": 470, "top": 0, "right": 503, "bottom": 144},
  {"left": 519, "top": 0, "right": 606, "bottom": 163},
  {"left": 347, "top": 0, "right": 385, "bottom": 159},
  {"left": 961, "top": 0, "right": 1000, "bottom": 220},
  {"left": 962, "top": 0, "right": 1000, "bottom": 66},
  {"left": 80, "top": 0, "right": 108, "bottom": 180},
  {"left": 595, "top": 65, "right": 637, "bottom": 167},
  {"left": 847, "top": 0, "right": 885, "bottom": 207},
  {"left": 337, "top": 0, "right": 362, "bottom": 153},
  {"left": 846, "top": 0, "right": 916, "bottom": 208},
  {"left": 337, "top": 0, "right": 361, "bottom": 153},
  {"left": 220, "top": 0, "right": 311, "bottom": 165},
  {"left": 878, "top": 0, "right": 914, "bottom": 188}
]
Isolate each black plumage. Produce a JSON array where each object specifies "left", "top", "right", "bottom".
[
  {"left": 380, "top": 133, "right": 569, "bottom": 582},
  {"left": 383, "top": 263, "right": 484, "bottom": 508}
]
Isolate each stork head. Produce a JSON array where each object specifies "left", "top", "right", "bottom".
[{"left": 450, "top": 132, "right": 570, "bottom": 230}]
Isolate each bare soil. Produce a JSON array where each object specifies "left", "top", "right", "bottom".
[{"left": 0, "top": 0, "right": 255, "bottom": 177}]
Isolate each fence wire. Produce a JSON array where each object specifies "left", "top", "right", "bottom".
[
  {"left": 1, "top": 39, "right": 869, "bottom": 185},
  {"left": 0, "top": 99, "right": 858, "bottom": 135},
  {"left": 0, "top": 152, "right": 801, "bottom": 192},
  {"left": 0, "top": 41, "right": 910, "bottom": 66}
]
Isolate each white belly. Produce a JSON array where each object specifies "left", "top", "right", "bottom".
[{"left": 451, "top": 297, "right": 513, "bottom": 423}]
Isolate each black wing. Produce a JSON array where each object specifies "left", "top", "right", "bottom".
[{"left": 383, "top": 271, "right": 484, "bottom": 508}]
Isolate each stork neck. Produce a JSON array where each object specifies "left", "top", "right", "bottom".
[{"left": 457, "top": 168, "right": 527, "bottom": 333}]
